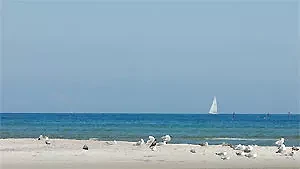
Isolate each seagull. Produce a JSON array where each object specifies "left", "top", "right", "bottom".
[
  {"left": 216, "top": 152, "right": 227, "bottom": 156},
  {"left": 292, "top": 146, "right": 299, "bottom": 151},
  {"left": 38, "top": 135, "right": 43, "bottom": 140},
  {"left": 150, "top": 146, "right": 157, "bottom": 151},
  {"left": 245, "top": 153, "right": 257, "bottom": 158},
  {"left": 199, "top": 142, "right": 209, "bottom": 146},
  {"left": 135, "top": 139, "right": 145, "bottom": 146},
  {"left": 276, "top": 144, "right": 286, "bottom": 154},
  {"left": 157, "top": 141, "right": 167, "bottom": 146},
  {"left": 161, "top": 135, "right": 171, "bottom": 143},
  {"left": 236, "top": 151, "right": 246, "bottom": 156},
  {"left": 45, "top": 136, "right": 50, "bottom": 145},
  {"left": 275, "top": 138, "right": 285, "bottom": 147},
  {"left": 221, "top": 156, "right": 230, "bottom": 160},
  {"left": 285, "top": 151, "right": 295, "bottom": 157},
  {"left": 149, "top": 139, "right": 157, "bottom": 151},
  {"left": 146, "top": 136, "right": 155, "bottom": 145},
  {"left": 221, "top": 142, "right": 231, "bottom": 147},
  {"left": 244, "top": 145, "right": 254, "bottom": 153},
  {"left": 234, "top": 144, "right": 246, "bottom": 151}
]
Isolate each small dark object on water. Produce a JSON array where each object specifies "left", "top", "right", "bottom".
[
  {"left": 292, "top": 146, "right": 299, "bottom": 151},
  {"left": 83, "top": 145, "right": 88, "bottom": 150}
]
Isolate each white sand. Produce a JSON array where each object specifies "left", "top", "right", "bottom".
[{"left": 1, "top": 139, "right": 299, "bottom": 169}]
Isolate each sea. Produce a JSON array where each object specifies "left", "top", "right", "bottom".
[{"left": 0, "top": 113, "right": 299, "bottom": 146}]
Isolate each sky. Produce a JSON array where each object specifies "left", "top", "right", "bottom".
[{"left": 1, "top": 0, "right": 299, "bottom": 113}]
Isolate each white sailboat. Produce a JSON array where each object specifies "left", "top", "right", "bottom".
[{"left": 209, "top": 96, "right": 218, "bottom": 114}]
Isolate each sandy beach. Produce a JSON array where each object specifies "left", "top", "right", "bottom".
[{"left": 0, "top": 138, "right": 299, "bottom": 169}]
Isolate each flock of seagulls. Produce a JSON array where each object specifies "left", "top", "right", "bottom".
[
  {"left": 36, "top": 135, "right": 298, "bottom": 160},
  {"left": 198, "top": 137, "right": 298, "bottom": 160},
  {"left": 134, "top": 135, "right": 172, "bottom": 151},
  {"left": 233, "top": 144, "right": 256, "bottom": 157}
]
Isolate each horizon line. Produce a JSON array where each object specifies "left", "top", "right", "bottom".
[{"left": 0, "top": 112, "right": 298, "bottom": 114}]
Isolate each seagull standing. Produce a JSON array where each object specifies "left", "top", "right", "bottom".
[
  {"left": 38, "top": 135, "right": 43, "bottom": 140},
  {"left": 216, "top": 152, "right": 227, "bottom": 156},
  {"left": 199, "top": 142, "right": 209, "bottom": 146},
  {"left": 45, "top": 136, "right": 51, "bottom": 145},
  {"left": 275, "top": 138, "right": 285, "bottom": 147},
  {"left": 146, "top": 136, "right": 155, "bottom": 145},
  {"left": 245, "top": 153, "right": 257, "bottom": 158},
  {"left": 135, "top": 139, "right": 145, "bottom": 146},
  {"left": 161, "top": 135, "right": 171, "bottom": 143},
  {"left": 244, "top": 145, "right": 253, "bottom": 153},
  {"left": 157, "top": 141, "right": 167, "bottom": 146},
  {"left": 276, "top": 144, "right": 286, "bottom": 154},
  {"left": 234, "top": 144, "right": 246, "bottom": 151},
  {"left": 221, "top": 156, "right": 230, "bottom": 160},
  {"left": 292, "top": 146, "right": 299, "bottom": 151},
  {"left": 149, "top": 139, "right": 157, "bottom": 151},
  {"left": 236, "top": 151, "right": 246, "bottom": 156}
]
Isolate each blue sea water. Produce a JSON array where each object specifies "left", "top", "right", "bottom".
[{"left": 0, "top": 113, "right": 299, "bottom": 146}]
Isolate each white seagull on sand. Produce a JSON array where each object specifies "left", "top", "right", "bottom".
[
  {"left": 216, "top": 152, "right": 227, "bottom": 156},
  {"left": 234, "top": 144, "right": 246, "bottom": 151},
  {"left": 157, "top": 141, "right": 167, "bottom": 146},
  {"left": 276, "top": 144, "right": 286, "bottom": 154},
  {"left": 135, "top": 139, "right": 145, "bottom": 146},
  {"left": 199, "top": 142, "right": 209, "bottom": 146},
  {"left": 236, "top": 151, "right": 246, "bottom": 156},
  {"left": 244, "top": 145, "right": 254, "bottom": 153},
  {"left": 245, "top": 153, "right": 257, "bottom": 158},
  {"left": 161, "top": 135, "right": 171, "bottom": 143},
  {"left": 275, "top": 138, "right": 285, "bottom": 147},
  {"left": 146, "top": 136, "right": 155, "bottom": 145},
  {"left": 221, "top": 156, "right": 230, "bottom": 160},
  {"left": 45, "top": 136, "right": 50, "bottom": 145},
  {"left": 38, "top": 135, "right": 43, "bottom": 140},
  {"left": 149, "top": 139, "right": 157, "bottom": 151}
]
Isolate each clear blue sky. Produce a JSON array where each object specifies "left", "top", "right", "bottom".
[{"left": 2, "top": 0, "right": 299, "bottom": 113}]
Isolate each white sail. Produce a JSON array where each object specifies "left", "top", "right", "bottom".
[{"left": 209, "top": 96, "right": 218, "bottom": 114}]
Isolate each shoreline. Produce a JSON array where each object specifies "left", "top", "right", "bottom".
[
  {"left": 1, "top": 137, "right": 299, "bottom": 146},
  {"left": 0, "top": 138, "right": 287, "bottom": 146},
  {"left": 1, "top": 138, "right": 299, "bottom": 169}
]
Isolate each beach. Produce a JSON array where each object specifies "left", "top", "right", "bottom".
[{"left": 1, "top": 138, "right": 299, "bottom": 169}]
